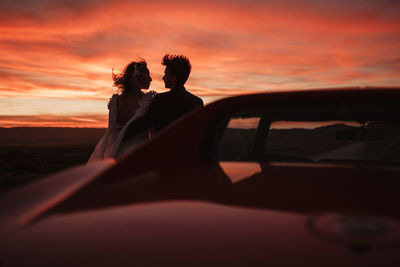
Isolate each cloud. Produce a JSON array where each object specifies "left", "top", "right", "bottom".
[
  {"left": 0, "top": 0, "right": 400, "bottom": 126},
  {"left": 0, "top": 114, "right": 107, "bottom": 128}
]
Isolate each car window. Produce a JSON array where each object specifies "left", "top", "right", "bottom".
[
  {"left": 217, "top": 117, "right": 400, "bottom": 164},
  {"left": 217, "top": 117, "right": 260, "bottom": 161},
  {"left": 266, "top": 121, "right": 400, "bottom": 164},
  {"left": 214, "top": 102, "right": 400, "bottom": 182},
  {"left": 216, "top": 117, "right": 262, "bottom": 183}
]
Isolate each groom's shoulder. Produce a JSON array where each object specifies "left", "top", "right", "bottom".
[
  {"left": 153, "top": 90, "right": 203, "bottom": 106},
  {"left": 185, "top": 91, "right": 204, "bottom": 106}
]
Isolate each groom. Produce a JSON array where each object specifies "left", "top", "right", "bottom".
[{"left": 123, "top": 54, "right": 204, "bottom": 141}]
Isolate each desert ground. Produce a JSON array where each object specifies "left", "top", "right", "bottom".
[{"left": 0, "top": 127, "right": 106, "bottom": 195}]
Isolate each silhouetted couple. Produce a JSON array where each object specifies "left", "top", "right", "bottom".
[{"left": 88, "top": 54, "right": 203, "bottom": 162}]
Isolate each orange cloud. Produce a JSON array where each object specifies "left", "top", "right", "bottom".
[{"left": 0, "top": 115, "right": 107, "bottom": 128}]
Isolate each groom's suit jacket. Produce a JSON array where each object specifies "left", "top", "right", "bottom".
[{"left": 123, "top": 86, "right": 204, "bottom": 141}]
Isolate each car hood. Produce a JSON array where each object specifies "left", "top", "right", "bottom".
[
  {"left": 0, "top": 159, "right": 115, "bottom": 228},
  {"left": 1, "top": 200, "right": 399, "bottom": 266}
]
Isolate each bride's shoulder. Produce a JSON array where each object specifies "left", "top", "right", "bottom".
[{"left": 107, "top": 93, "right": 119, "bottom": 109}]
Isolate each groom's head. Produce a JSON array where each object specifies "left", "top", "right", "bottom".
[{"left": 162, "top": 54, "right": 191, "bottom": 88}]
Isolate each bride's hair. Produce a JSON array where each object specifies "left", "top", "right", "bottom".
[{"left": 112, "top": 60, "right": 147, "bottom": 95}]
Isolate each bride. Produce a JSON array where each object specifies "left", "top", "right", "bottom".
[{"left": 88, "top": 60, "right": 156, "bottom": 162}]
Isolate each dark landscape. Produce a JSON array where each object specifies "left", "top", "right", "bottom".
[
  {"left": 2, "top": 123, "right": 399, "bottom": 196},
  {"left": 0, "top": 127, "right": 106, "bottom": 195}
]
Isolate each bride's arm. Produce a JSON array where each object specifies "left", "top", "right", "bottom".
[{"left": 123, "top": 111, "right": 152, "bottom": 142}]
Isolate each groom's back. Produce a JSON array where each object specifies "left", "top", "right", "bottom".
[{"left": 150, "top": 89, "right": 203, "bottom": 132}]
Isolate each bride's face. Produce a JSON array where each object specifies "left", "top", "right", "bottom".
[{"left": 131, "top": 67, "right": 152, "bottom": 89}]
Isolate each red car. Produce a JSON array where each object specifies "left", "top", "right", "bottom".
[{"left": 1, "top": 87, "right": 400, "bottom": 266}]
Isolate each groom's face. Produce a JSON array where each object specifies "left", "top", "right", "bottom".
[{"left": 163, "top": 67, "right": 176, "bottom": 89}]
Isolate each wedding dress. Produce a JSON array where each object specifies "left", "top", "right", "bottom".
[{"left": 88, "top": 91, "right": 156, "bottom": 163}]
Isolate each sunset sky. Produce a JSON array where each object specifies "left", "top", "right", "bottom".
[{"left": 1, "top": 0, "right": 400, "bottom": 127}]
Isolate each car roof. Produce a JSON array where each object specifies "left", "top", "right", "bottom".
[{"left": 207, "top": 86, "right": 400, "bottom": 108}]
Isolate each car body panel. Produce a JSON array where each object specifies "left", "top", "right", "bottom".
[
  {"left": 1, "top": 201, "right": 399, "bottom": 266},
  {"left": 0, "top": 159, "right": 115, "bottom": 228},
  {"left": 1, "top": 87, "right": 400, "bottom": 266}
]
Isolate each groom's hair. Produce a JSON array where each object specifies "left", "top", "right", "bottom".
[{"left": 162, "top": 54, "right": 191, "bottom": 86}]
